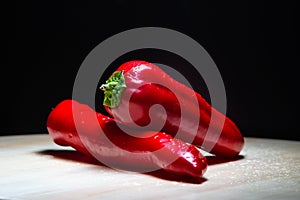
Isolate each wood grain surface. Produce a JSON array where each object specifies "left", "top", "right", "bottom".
[{"left": 0, "top": 134, "right": 299, "bottom": 200}]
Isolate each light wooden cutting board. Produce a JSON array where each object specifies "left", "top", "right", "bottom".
[{"left": 0, "top": 134, "right": 299, "bottom": 199}]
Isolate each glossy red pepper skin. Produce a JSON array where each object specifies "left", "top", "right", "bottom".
[
  {"left": 46, "top": 100, "right": 207, "bottom": 178},
  {"left": 102, "top": 60, "right": 244, "bottom": 157}
]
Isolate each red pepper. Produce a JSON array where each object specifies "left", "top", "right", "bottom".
[
  {"left": 47, "top": 99, "right": 207, "bottom": 178},
  {"left": 100, "top": 60, "right": 244, "bottom": 157}
]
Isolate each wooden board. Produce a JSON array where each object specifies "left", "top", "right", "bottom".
[{"left": 0, "top": 134, "right": 299, "bottom": 199}]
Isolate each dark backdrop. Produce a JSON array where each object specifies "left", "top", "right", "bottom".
[{"left": 4, "top": 0, "right": 298, "bottom": 140}]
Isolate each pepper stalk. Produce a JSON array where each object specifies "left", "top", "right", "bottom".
[{"left": 100, "top": 70, "right": 126, "bottom": 108}]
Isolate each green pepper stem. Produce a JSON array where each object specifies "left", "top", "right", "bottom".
[{"left": 100, "top": 70, "right": 126, "bottom": 108}]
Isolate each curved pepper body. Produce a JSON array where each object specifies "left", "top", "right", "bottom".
[
  {"left": 103, "top": 60, "right": 244, "bottom": 157},
  {"left": 47, "top": 100, "right": 207, "bottom": 178}
]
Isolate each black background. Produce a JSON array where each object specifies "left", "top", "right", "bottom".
[{"left": 4, "top": 0, "right": 299, "bottom": 140}]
